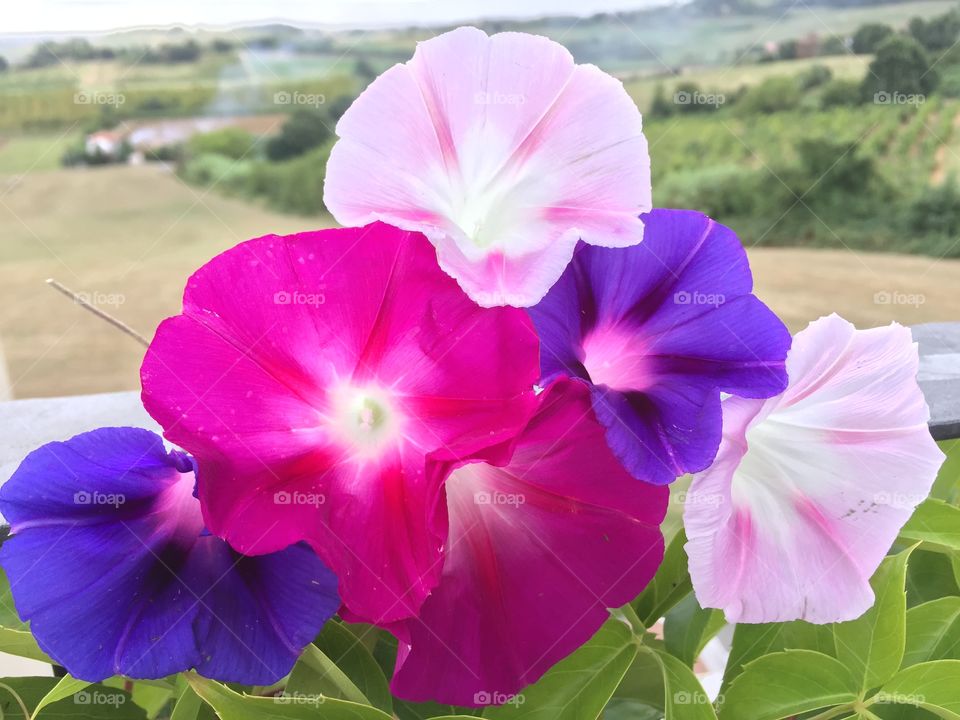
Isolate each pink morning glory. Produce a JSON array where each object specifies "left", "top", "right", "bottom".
[
  {"left": 140, "top": 222, "right": 540, "bottom": 626},
  {"left": 685, "top": 314, "right": 945, "bottom": 623},
  {"left": 390, "top": 379, "right": 668, "bottom": 707},
  {"left": 323, "top": 26, "right": 652, "bottom": 308}
]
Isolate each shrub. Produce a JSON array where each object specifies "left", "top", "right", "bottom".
[
  {"left": 187, "top": 128, "right": 259, "bottom": 161},
  {"left": 735, "top": 76, "right": 801, "bottom": 115},
  {"left": 852, "top": 23, "right": 894, "bottom": 54}
]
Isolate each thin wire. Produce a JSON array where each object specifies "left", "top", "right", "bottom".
[{"left": 45, "top": 278, "right": 149, "bottom": 348}]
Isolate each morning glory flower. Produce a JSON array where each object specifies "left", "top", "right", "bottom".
[
  {"left": 390, "top": 379, "right": 668, "bottom": 707},
  {"left": 140, "top": 222, "right": 540, "bottom": 626},
  {"left": 685, "top": 314, "right": 945, "bottom": 623},
  {"left": 528, "top": 208, "right": 791, "bottom": 486},
  {"left": 323, "top": 26, "right": 652, "bottom": 308},
  {"left": 0, "top": 427, "right": 339, "bottom": 683}
]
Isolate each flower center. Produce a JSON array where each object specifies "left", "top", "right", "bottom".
[
  {"left": 582, "top": 324, "right": 652, "bottom": 392},
  {"left": 330, "top": 385, "right": 401, "bottom": 458}
]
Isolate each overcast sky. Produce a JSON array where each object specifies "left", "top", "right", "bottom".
[{"left": 5, "top": 0, "right": 665, "bottom": 34}]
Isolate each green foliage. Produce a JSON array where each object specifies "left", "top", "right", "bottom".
[
  {"left": 186, "top": 128, "right": 259, "bottom": 161},
  {"left": 735, "top": 76, "right": 802, "bottom": 115},
  {"left": 863, "top": 35, "right": 939, "bottom": 100},
  {"left": 909, "top": 9, "right": 960, "bottom": 53},
  {"left": 853, "top": 23, "right": 895, "bottom": 54},
  {"left": 719, "top": 650, "right": 860, "bottom": 719},
  {"left": 265, "top": 109, "right": 332, "bottom": 162},
  {"left": 798, "top": 63, "right": 833, "bottom": 91}
]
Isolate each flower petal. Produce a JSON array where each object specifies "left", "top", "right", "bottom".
[
  {"left": 685, "top": 315, "right": 946, "bottom": 623},
  {"left": 141, "top": 222, "right": 539, "bottom": 624},
  {"left": 529, "top": 209, "right": 791, "bottom": 485},
  {"left": 324, "top": 27, "right": 651, "bottom": 307},
  {"left": 390, "top": 380, "right": 667, "bottom": 706},
  {"left": 0, "top": 428, "right": 338, "bottom": 683}
]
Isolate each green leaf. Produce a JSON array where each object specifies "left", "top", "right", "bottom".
[
  {"left": 901, "top": 500, "right": 960, "bottom": 554},
  {"left": 718, "top": 650, "right": 859, "bottom": 720},
  {"left": 316, "top": 622, "right": 392, "bottom": 713},
  {"left": 601, "top": 699, "right": 664, "bottom": 720},
  {"left": 0, "top": 565, "right": 28, "bottom": 629},
  {"left": 30, "top": 676, "right": 90, "bottom": 719},
  {"left": 834, "top": 548, "right": 914, "bottom": 691},
  {"left": 904, "top": 597, "right": 960, "bottom": 667},
  {"left": 649, "top": 648, "right": 718, "bottom": 719},
  {"left": 0, "top": 678, "right": 144, "bottom": 719},
  {"left": 663, "top": 593, "right": 725, "bottom": 667},
  {"left": 720, "top": 619, "right": 834, "bottom": 692},
  {"left": 931, "top": 439, "right": 960, "bottom": 504},
  {"left": 876, "top": 660, "right": 960, "bottom": 719},
  {"left": 907, "top": 550, "right": 960, "bottom": 606},
  {"left": 614, "top": 648, "right": 667, "bottom": 710},
  {"left": 286, "top": 644, "right": 368, "bottom": 705},
  {"left": 482, "top": 618, "right": 638, "bottom": 720},
  {"left": 286, "top": 622, "right": 392, "bottom": 713},
  {"left": 633, "top": 529, "right": 691, "bottom": 625},
  {"left": 186, "top": 674, "right": 393, "bottom": 719},
  {"left": 0, "top": 626, "right": 53, "bottom": 663},
  {"left": 170, "top": 685, "right": 204, "bottom": 720}
]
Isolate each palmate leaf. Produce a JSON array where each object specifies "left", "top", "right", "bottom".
[
  {"left": 834, "top": 547, "right": 914, "bottom": 691},
  {"left": 717, "top": 650, "right": 859, "bottom": 720},
  {"left": 876, "top": 660, "right": 960, "bottom": 719},
  {"left": 901, "top": 499, "right": 960, "bottom": 554},
  {"left": 720, "top": 619, "right": 835, "bottom": 692},
  {"left": 903, "top": 597, "right": 960, "bottom": 667}
]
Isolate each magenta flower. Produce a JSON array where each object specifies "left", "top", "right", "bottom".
[
  {"left": 529, "top": 209, "right": 791, "bottom": 485},
  {"left": 323, "top": 27, "right": 652, "bottom": 308},
  {"left": 685, "top": 315, "right": 945, "bottom": 623},
  {"left": 390, "top": 379, "right": 668, "bottom": 707},
  {"left": 140, "top": 222, "right": 540, "bottom": 625}
]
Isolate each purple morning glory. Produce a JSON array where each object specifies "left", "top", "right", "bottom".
[
  {"left": 528, "top": 208, "right": 791, "bottom": 485},
  {"left": 0, "top": 427, "right": 339, "bottom": 683}
]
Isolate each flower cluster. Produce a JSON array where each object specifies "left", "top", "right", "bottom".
[{"left": 0, "top": 26, "right": 944, "bottom": 708}]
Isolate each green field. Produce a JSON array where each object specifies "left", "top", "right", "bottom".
[{"left": 0, "top": 131, "right": 82, "bottom": 173}]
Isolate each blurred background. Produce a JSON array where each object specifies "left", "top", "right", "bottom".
[{"left": 2, "top": 0, "right": 960, "bottom": 399}]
